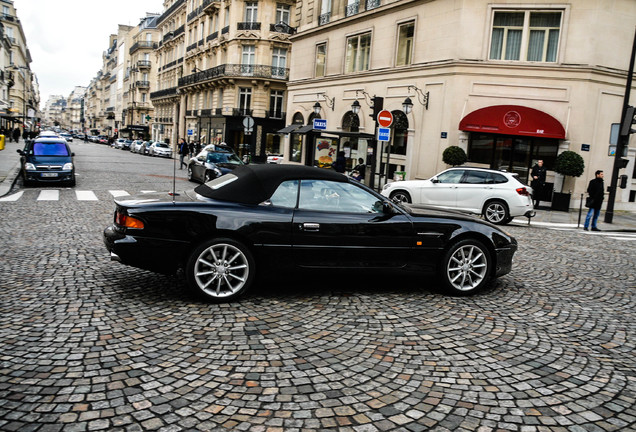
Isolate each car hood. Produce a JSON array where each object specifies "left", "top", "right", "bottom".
[
  {"left": 114, "top": 189, "right": 201, "bottom": 206},
  {"left": 26, "top": 155, "right": 72, "bottom": 165}
]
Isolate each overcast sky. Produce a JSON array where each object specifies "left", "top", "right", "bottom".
[{"left": 14, "top": 0, "right": 162, "bottom": 107}]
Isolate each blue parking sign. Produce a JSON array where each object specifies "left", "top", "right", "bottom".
[{"left": 377, "top": 127, "right": 391, "bottom": 142}]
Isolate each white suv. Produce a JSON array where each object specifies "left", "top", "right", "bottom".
[{"left": 381, "top": 167, "right": 535, "bottom": 225}]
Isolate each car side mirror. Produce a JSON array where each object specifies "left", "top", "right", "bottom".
[
  {"left": 382, "top": 201, "right": 396, "bottom": 214},
  {"left": 431, "top": 177, "right": 439, "bottom": 184},
  {"left": 16, "top": 149, "right": 23, "bottom": 156}
]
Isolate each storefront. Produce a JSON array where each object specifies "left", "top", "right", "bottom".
[{"left": 459, "top": 105, "right": 566, "bottom": 186}]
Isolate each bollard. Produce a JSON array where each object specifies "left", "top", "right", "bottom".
[
  {"left": 0, "top": 134, "right": 4, "bottom": 151},
  {"left": 577, "top": 193, "right": 584, "bottom": 228}
]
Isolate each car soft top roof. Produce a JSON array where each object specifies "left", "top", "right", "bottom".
[{"left": 194, "top": 164, "right": 348, "bottom": 204}]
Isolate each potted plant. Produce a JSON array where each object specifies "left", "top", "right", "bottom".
[
  {"left": 442, "top": 146, "right": 467, "bottom": 166},
  {"left": 551, "top": 150, "right": 585, "bottom": 212}
]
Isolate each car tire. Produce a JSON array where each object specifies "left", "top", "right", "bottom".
[
  {"left": 390, "top": 190, "right": 412, "bottom": 204},
  {"left": 483, "top": 200, "right": 510, "bottom": 225},
  {"left": 68, "top": 176, "right": 76, "bottom": 187},
  {"left": 204, "top": 171, "right": 214, "bottom": 183},
  {"left": 187, "top": 166, "right": 194, "bottom": 182},
  {"left": 186, "top": 238, "right": 255, "bottom": 302},
  {"left": 440, "top": 238, "right": 491, "bottom": 295}
]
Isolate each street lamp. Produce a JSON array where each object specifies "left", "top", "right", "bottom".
[
  {"left": 403, "top": 85, "right": 429, "bottom": 112},
  {"left": 313, "top": 101, "right": 322, "bottom": 115}
]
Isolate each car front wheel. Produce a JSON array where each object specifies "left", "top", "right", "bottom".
[
  {"left": 390, "top": 190, "right": 412, "bottom": 204},
  {"left": 187, "top": 166, "right": 194, "bottom": 182},
  {"left": 483, "top": 200, "right": 510, "bottom": 225},
  {"left": 186, "top": 238, "right": 255, "bottom": 302},
  {"left": 441, "top": 239, "right": 491, "bottom": 294}
]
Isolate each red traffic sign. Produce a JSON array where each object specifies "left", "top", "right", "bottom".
[{"left": 377, "top": 110, "right": 393, "bottom": 127}]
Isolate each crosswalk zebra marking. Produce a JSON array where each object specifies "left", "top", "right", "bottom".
[
  {"left": 0, "top": 191, "right": 24, "bottom": 202},
  {"left": 109, "top": 190, "right": 130, "bottom": 197},
  {"left": 37, "top": 190, "right": 59, "bottom": 201},
  {"left": 76, "top": 190, "right": 98, "bottom": 201}
]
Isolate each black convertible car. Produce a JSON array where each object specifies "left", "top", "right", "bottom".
[{"left": 104, "top": 164, "right": 517, "bottom": 302}]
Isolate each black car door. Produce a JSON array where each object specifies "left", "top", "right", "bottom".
[{"left": 291, "top": 179, "right": 414, "bottom": 269}]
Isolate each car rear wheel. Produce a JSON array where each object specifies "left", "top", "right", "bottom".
[
  {"left": 390, "top": 190, "right": 412, "bottom": 204},
  {"left": 441, "top": 239, "right": 491, "bottom": 294},
  {"left": 483, "top": 200, "right": 510, "bottom": 225},
  {"left": 204, "top": 171, "right": 214, "bottom": 183},
  {"left": 187, "top": 166, "right": 194, "bottom": 182},
  {"left": 186, "top": 238, "right": 255, "bottom": 302}
]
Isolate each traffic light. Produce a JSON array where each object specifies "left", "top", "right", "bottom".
[
  {"left": 618, "top": 157, "right": 629, "bottom": 169},
  {"left": 371, "top": 96, "right": 384, "bottom": 121},
  {"left": 619, "top": 174, "right": 628, "bottom": 189},
  {"left": 620, "top": 105, "right": 636, "bottom": 136}
]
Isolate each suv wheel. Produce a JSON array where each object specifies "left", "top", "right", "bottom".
[
  {"left": 390, "top": 190, "right": 412, "bottom": 204},
  {"left": 483, "top": 200, "right": 510, "bottom": 225}
]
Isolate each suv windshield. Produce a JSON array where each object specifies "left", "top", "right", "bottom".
[{"left": 33, "top": 142, "right": 69, "bottom": 156}]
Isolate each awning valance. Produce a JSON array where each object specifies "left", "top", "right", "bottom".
[{"left": 459, "top": 105, "right": 565, "bottom": 139}]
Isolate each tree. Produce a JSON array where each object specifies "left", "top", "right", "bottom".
[
  {"left": 442, "top": 146, "right": 467, "bottom": 166},
  {"left": 554, "top": 150, "right": 585, "bottom": 192}
]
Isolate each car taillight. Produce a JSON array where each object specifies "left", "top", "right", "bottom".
[
  {"left": 516, "top": 187, "right": 530, "bottom": 196},
  {"left": 115, "top": 211, "right": 145, "bottom": 229}
]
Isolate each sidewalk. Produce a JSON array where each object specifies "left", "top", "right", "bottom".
[
  {"left": 0, "top": 145, "right": 634, "bottom": 231},
  {"left": 0, "top": 137, "right": 24, "bottom": 196}
]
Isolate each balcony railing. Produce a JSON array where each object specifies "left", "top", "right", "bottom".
[
  {"left": 221, "top": 26, "right": 229, "bottom": 34},
  {"left": 157, "top": 0, "right": 185, "bottom": 25},
  {"left": 233, "top": 108, "right": 253, "bottom": 117},
  {"left": 207, "top": 31, "right": 218, "bottom": 42},
  {"left": 319, "top": 12, "right": 331, "bottom": 25},
  {"left": 366, "top": 0, "right": 380, "bottom": 10},
  {"left": 269, "top": 23, "right": 295, "bottom": 34},
  {"left": 346, "top": 1, "right": 360, "bottom": 16},
  {"left": 202, "top": 0, "right": 221, "bottom": 13},
  {"left": 130, "top": 41, "right": 157, "bottom": 54},
  {"left": 178, "top": 64, "right": 289, "bottom": 87},
  {"left": 137, "top": 60, "right": 151, "bottom": 69},
  {"left": 135, "top": 81, "right": 150, "bottom": 88},
  {"left": 237, "top": 22, "right": 261, "bottom": 31},
  {"left": 150, "top": 87, "right": 178, "bottom": 99},
  {"left": 186, "top": 42, "right": 197, "bottom": 52}
]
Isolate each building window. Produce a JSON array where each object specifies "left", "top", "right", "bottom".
[
  {"left": 272, "top": 48, "right": 287, "bottom": 77},
  {"left": 315, "top": 43, "right": 326, "bottom": 77},
  {"left": 242, "top": 45, "right": 255, "bottom": 75},
  {"left": 490, "top": 10, "right": 562, "bottom": 62},
  {"left": 345, "top": 32, "right": 371, "bottom": 73},
  {"left": 270, "top": 90, "right": 284, "bottom": 118},
  {"left": 239, "top": 88, "right": 252, "bottom": 115},
  {"left": 396, "top": 21, "right": 414, "bottom": 66},
  {"left": 245, "top": 2, "right": 258, "bottom": 22},
  {"left": 276, "top": 4, "right": 290, "bottom": 24}
]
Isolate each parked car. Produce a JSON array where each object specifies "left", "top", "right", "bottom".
[
  {"left": 267, "top": 154, "right": 284, "bottom": 164},
  {"left": 187, "top": 145, "right": 244, "bottom": 183},
  {"left": 104, "top": 164, "right": 518, "bottom": 302},
  {"left": 381, "top": 167, "right": 534, "bottom": 225},
  {"left": 17, "top": 138, "right": 75, "bottom": 186},
  {"left": 121, "top": 140, "right": 133, "bottom": 150},
  {"left": 131, "top": 140, "right": 145, "bottom": 153},
  {"left": 141, "top": 141, "right": 153, "bottom": 155},
  {"left": 59, "top": 133, "right": 73, "bottom": 142},
  {"left": 149, "top": 141, "right": 172, "bottom": 158}
]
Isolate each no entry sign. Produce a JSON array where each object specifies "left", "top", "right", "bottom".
[{"left": 377, "top": 110, "right": 393, "bottom": 127}]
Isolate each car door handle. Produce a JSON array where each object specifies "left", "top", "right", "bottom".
[{"left": 300, "top": 223, "right": 320, "bottom": 231}]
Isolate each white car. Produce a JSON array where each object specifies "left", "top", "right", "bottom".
[
  {"left": 131, "top": 140, "right": 145, "bottom": 153},
  {"left": 59, "top": 133, "right": 73, "bottom": 142},
  {"left": 381, "top": 167, "right": 535, "bottom": 225},
  {"left": 149, "top": 142, "right": 172, "bottom": 158},
  {"left": 267, "top": 154, "right": 284, "bottom": 164}
]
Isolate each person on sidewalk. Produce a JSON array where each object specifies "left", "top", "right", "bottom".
[
  {"left": 12, "top": 128, "right": 20, "bottom": 143},
  {"left": 584, "top": 170, "right": 604, "bottom": 231},
  {"left": 530, "top": 159, "right": 547, "bottom": 208},
  {"left": 178, "top": 138, "right": 189, "bottom": 170}
]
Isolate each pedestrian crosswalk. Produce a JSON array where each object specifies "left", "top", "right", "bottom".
[{"left": 0, "top": 189, "right": 157, "bottom": 202}]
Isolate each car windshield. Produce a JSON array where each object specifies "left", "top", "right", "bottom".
[
  {"left": 33, "top": 142, "right": 69, "bottom": 156},
  {"left": 155, "top": 143, "right": 169, "bottom": 148},
  {"left": 207, "top": 152, "right": 242, "bottom": 165}
]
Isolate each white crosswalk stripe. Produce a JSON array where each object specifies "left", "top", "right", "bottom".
[
  {"left": 76, "top": 190, "right": 99, "bottom": 201},
  {"left": 109, "top": 190, "right": 130, "bottom": 197},
  {"left": 37, "top": 190, "right": 59, "bottom": 201},
  {"left": 0, "top": 191, "right": 24, "bottom": 202}
]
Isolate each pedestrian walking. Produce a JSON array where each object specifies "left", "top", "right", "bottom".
[
  {"left": 530, "top": 159, "right": 547, "bottom": 208},
  {"left": 178, "top": 138, "right": 189, "bottom": 170},
  {"left": 583, "top": 170, "right": 604, "bottom": 232},
  {"left": 13, "top": 128, "right": 20, "bottom": 143}
]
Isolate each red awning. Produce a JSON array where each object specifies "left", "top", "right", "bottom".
[{"left": 459, "top": 105, "right": 565, "bottom": 139}]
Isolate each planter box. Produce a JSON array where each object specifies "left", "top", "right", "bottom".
[{"left": 551, "top": 192, "right": 571, "bottom": 212}]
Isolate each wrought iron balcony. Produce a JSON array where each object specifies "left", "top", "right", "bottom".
[
  {"left": 269, "top": 23, "right": 295, "bottom": 34},
  {"left": 157, "top": 0, "right": 185, "bottom": 25},
  {"left": 137, "top": 60, "right": 151, "bottom": 69},
  {"left": 178, "top": 64, "right": 289, "bottom": 87},
  {"left": 346, "top": 1, "right": 360, "bottom": 16},
  {"left": 150, "top": 87, "right": 178, "bottom": 100},
  {"left": 319, "top": 12, "right": 331, "bottom": 25},
  {"left": 233, "top": 108, "right": 253, "bottom": 117},
  {"left": 206, "top": 31, "right": 218, "bottom": 42},
  {"left": 135, "top": 81, "right": 150, "bottom": 89},
  {"left": 129, "top": 41, "right": 157, "bottom": 55},
  {"left": 237, "top": 22, "right": 261, "bottom": 31},
  {"left": 186, "top": 42, "right": 198, "bottom": 52}
]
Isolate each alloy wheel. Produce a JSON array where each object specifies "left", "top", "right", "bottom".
[
  {"left": 193, "top": 242, "right": 250, "bottom": 299},
  {"left": 484, "top": 201, "right": 509, "bottom": 224},
  {"left": 445, "top": 242, "right": 489, "bottom": 292}
]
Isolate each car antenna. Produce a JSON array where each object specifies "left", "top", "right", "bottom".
[{"left": 169, "top": 141, "right": 180, "bottom": 201}]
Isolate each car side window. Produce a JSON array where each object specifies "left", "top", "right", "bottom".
[
  {"left": 298, "top": 180, "right": 383, "bottom": 213},
  {"left": 437, "top": 170, "right": 464, "bottom": 184},
  {"left": 268, "top": 180, "right": 299, "bottom": 208},
  {"left": 490, "top": 173, "right": 508, "bottom": 184},
  {"left": 462, "top": 170, "right": 489, "bottom": 184}
]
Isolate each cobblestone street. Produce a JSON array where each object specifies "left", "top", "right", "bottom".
[{"left": 1, "top": 146, "right": 635, "bottom": 431}]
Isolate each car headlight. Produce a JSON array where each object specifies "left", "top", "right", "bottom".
[
  {"left": 382, "top": 183, "right": 392, "bottom": 191},
  {"left": 63, "top": 163, "right": 73, "bottom": 170},
  {"left": 25, "top": 162, "right": 36, "bottom": 171}
]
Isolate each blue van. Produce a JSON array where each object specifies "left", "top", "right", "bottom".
[{"left": 17, "top": 138, "right": 76, "bottom": 186}]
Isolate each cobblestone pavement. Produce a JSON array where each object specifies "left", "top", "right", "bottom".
[{"left": 1, "top": 144, "right": 635, "bottom": 431}]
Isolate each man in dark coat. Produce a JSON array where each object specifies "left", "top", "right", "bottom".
[
  {"left": 13, "top": 128, "right": 20, "bottom": 143},
  {"left": 584, "top": 170, "right": 604, "bottom": 231},
  {"left": 530, "top": 159, "right": 547, "bottom": 208}
]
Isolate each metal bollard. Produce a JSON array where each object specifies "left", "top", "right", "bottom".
[{"left": 577, "top": 193, "right": 584, "bottom": 228}]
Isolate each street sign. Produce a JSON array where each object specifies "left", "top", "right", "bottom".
[
  {"left": 377, "top": 127, "right": 391, "bottom": 142},
  {"left": 313, "top": 118, "right": 327, "bottom": 130},
  {"left": 187, "top": 129, "right": 194, "bottom": 136},
  {"left": 243, "top": 116, "right": 255, "bottom": 129},
  {"left": 377, "top": 110, "right": 393, "bottom": 127}
]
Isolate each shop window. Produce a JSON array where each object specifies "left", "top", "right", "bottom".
[
  {"left": 345, "top": 32, "right": 371, "bottom": 73},
  {"left": 489, "top": 10, "right": 562, "bottom": 62}
]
